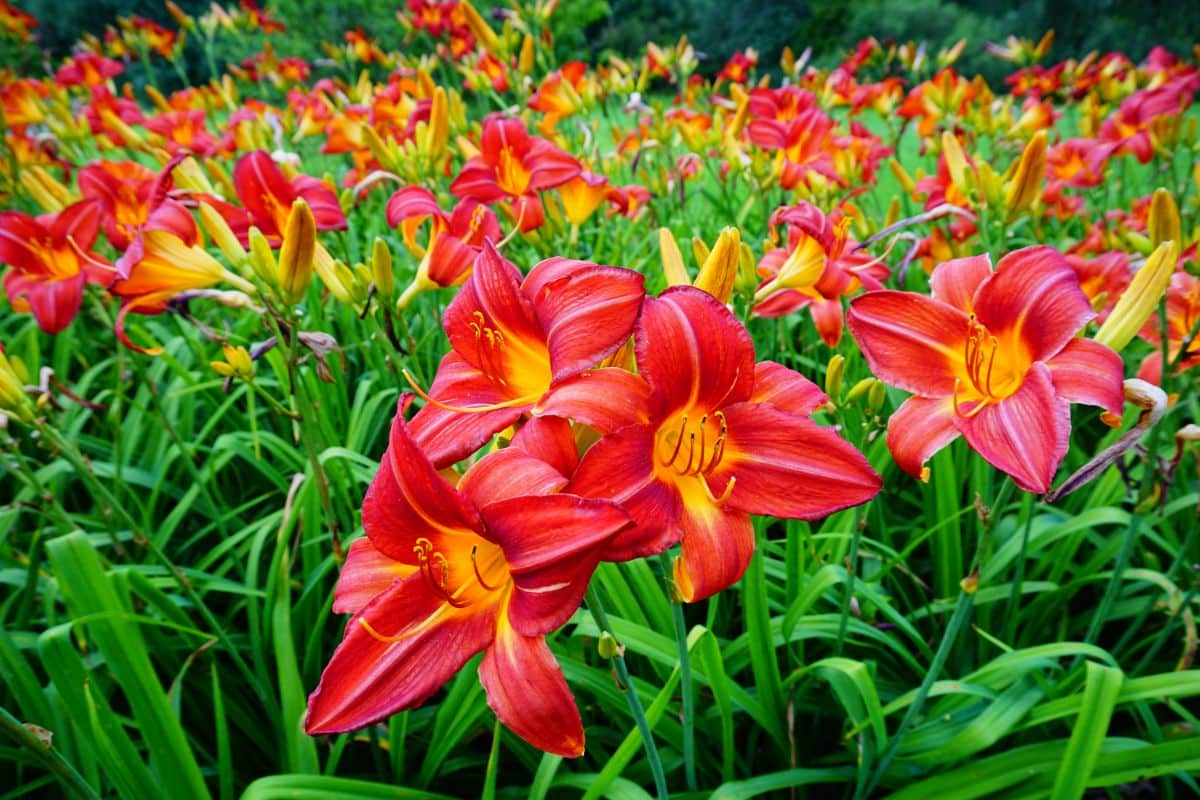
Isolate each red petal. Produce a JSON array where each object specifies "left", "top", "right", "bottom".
[
  {"left": 458, "top": 447, "right": 568, "bottom": 508},
  {"left": 333, "top": 537, "right": 416, "bottom": 615},
  {"left": 714, "top": 403, "right": 881, "bottom": 519},
  {"left": 305, "top": 577, "right": 495, "bottom": 734},
  {"left": 928, "top": 254, "right": 992, "bottom": 313},
  {"left": 0, "top": 211, "right": 51, "bottom": 274},
  {"left": 973, "top": 246, "right": 1095, "bottom": 363},
  {"left": 233, "top": 151, "right": 296, "bottom": 237},
  {"left": 536, "top": 367, "right": 651, "bottom": 434},
  {"left": 886, "top": 395, "right": 960, "bottom": 480},
  {"left": 567, "top": 424, "right": 682, "bottom": 561},
  {"left": 408, "top": 352, "right": 527, "bottom": 469},
  {"left": 510, "top": 194, "right": 545, "bottom": 232},
  {"left": 955, "top": 363, "right": 1069, "bottom": 494},
  {"left": 426, "top": 234, "right": 477, "bottom": 287},
  {"left": 482, "top": 494, "right": 629, "bottom": 634},
  {"left": 750, "top": 361, "right": 828, "bottom": 417},
  {"left": 481, "top": 115, "right": 531, "bottom": 165},
  {"left": 1045, "top": 337, "right": 1125, "bottom": 415},
  {"left": 673, "top": 489, "right": 755, "bottom": 603},
  {"left": 293, "top": 175, "right": 348, "bottom": 231},
  {"left": 510, "top": 415, "right": 579, "bottom": 479},
  {"left": 478, "top": 627, "right": 584, "bottom": 757},
  {"left": 450, "top": 165, "right": 507, "bottom": 203},
  {"left": 386, "top": 185, "right": 441, "bottom": 228},
  {"left": 524, "top": 258, "right": 645, "bottom": 380},
  {"left": 525, "top": 140, "right": 582, "bottom": 191},
  {"left": 636, "top": 287, "right": 755, "bottom": 418},
  {"left": 847, "top": 291, "right": 966, "bottom": 396},
  {"left": 51, "top": 199, "right": 102, "bottom": 250},
  {"left": 363, "top": 396, "right": 484, "bottom": 562},
  {"left": 746, "top": 119, "right": 788, "bottom": 149},
  {"left": 809, "top": 297, "right": 844, "bottom": 347},
  {"left": 26, "top": 273, "right": 85, "bottom": 334}
]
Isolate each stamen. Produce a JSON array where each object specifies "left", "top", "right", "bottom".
[
  {"left": 983, "top": 336, "right": 998, "bottom": 395},
  {"left": 402, "top": 369, "right": 539, "bottom": 414},
  {"left": 660, "top": 415, "right": 688, "bottom": 466},
  {"left": 698, "top": 474, "right": 736, "bottom": 505},
  {"left": 471, "top": 545, "right": 502, "bottom": 592}
]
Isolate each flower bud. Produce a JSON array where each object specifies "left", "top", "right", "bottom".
[
  {"left": 211, "top": 344, "right": 255, "bottom": 380},
  {"left": 597, "top": 631, "right": 621, "bottom": 659},
  {"left": 371, "top": 238, "right": 395, "bottom": 300},
  {"left": 278, "top": 200, "right": 316, "bottom": 305},
  {"left": 1005, "top": 130, "right": 1047, "bottom": 216},
  {"left": 824, "top": 354, "right": 845, "bottom": 401},
  {"left": 247, "top": 227, "right": 279, "bottom": 287},
  {"left": 1148, "top": 188, "right": 1181, "bottom": 250},
  {"left": 659, "top": 228, "right": 689, "bottom": 287},
  {"left": 0, "top": 349, "right": 33, "bottom": 424},
  {"left": 940, "top": 131, "right": 970, "bottom": 197},
  {"left": 198, "top": 202, "right": 248, "bottom": 270},
  {"left": 1094, "top": 240, "right": 1179, "bottom": 352},
  {"left": 695, "top": 227, "right": 741, "bottom": 304}
]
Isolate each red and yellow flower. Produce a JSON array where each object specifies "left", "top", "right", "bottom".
[
  {"left": 847, "top": 246, "right": 1125, "bottom": 492},
  {"left": 305, "top": 397, "right": 632, "bottom": 756}
]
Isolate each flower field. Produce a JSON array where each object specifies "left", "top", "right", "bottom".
[{"left": 1, "top": 2, "right": 1199, "bottom": 798}]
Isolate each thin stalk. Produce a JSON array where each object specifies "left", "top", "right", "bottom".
[
  {"left": 585, "top": 584, "right": 669, "bottom": 800},
  {"left": 660, "top": 553, "right": 696, "bottom": 791},
  {"left": 835, "top": 507, "right": 865, "bottom": 657},
  {"left": 0, "top": 704, "right": 101, "bottom": 800},
  {"left": 1004, "top": 493, "right": 1036, "bottom": 643},
  {"left": 860, "top": 591, "right": 976, "bottom": 798}
]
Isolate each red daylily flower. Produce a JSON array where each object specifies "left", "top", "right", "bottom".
[
  {"left": 305, "top": 397, "right": 632, "bottom": 756},
  {"left": 0, "top": 199, "right": 111, "bottom": 334},
  {"left": 54, "top": 53, "right": 123, "bottom": 88},
  {"left": 450, "top": 114, "right": 581, "bottom": 232},
  {"left": 78, "top": 158, "right": 194, "bottom": 251},
  {"left": 752, "top": 202, "right": 889, "bottom": 346},
  {"left": 144, "top": 110, "right": 221, "bottom": 157},
  {"left": 847, "top": 247, "right": 1125, "bottom": 493},
  {"left": 409, "top": 243, "right": 645, "bottom": 468},
  {"left": 385, "top": 185, "right": 499, "bottom": 289},
  {"left": 222, "top": 150, "right": 348, "bottom": 246},
  {"left": 566, "top": 287, "right": 882, "bottom": 602}
]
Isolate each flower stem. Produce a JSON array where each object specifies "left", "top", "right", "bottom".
[
  {"left": 860, "top": 589, "right": 976, "bottom": 798},
  {"left": 585, "top": 584, "right": 669, "bottom": 800},
  {"left": 660, "top": 553, "right": 696, "bottom": 791}
]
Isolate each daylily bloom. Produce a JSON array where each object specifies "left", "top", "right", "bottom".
[
  {"left": 223, "top": 150, "right": 348, "bottom": 246},
  {"left": 110, "top": 218, "right": 255, "bottom": 353},
  {"left": 0, "top": 199, "right": 112, "bottom": 334},
  {"left": 78, "top": 158, "right": 193, "bottom": 251},
  {"left": 567, "top": 286, "right": 882, "bottom": 602},
  {"left": 450, "top": 114, "right": 581, "bottom": 232},
  {"left": 385, "top": 185, "right": 499, "bottom": 296},
  {"left": 408, "top": 243, "right": 645, "bottom": 468},
  {"left": 752, "top": 203, "right": 888, "bottom": 347},
  {"left": 528, "top": 61, "right": 590, "bottom": 134},
  {"left": 847, "top": 247, "right": 1125, "bottom": 493},
  {"left": 305, "top": 396, "right": 632, "bottom": 756},
  {"left": 144, "top": 109, "right": 220, "bottom": 157},
  {"left": 54, "top": 53, "right": 123, "bottom": 88}
]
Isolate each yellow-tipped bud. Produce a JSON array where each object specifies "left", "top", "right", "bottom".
[
  {"left": 198, "top": 202, "right": 248, "bottom": 269},
  {"left": 940, "top": 131, "right": 970, "bottom": 196},
  {"left": 458, "top": 0, "right": 503, "bottom": 57},
  {"left": 423, "top": 86, "right": 449, "bottom": 160},
  {"left": 695, "top": 227, "right": 741, "bottom": 304},
  {"left": 736, "top": 241, "right": 758, "bottom": 294},
  {"left": 867, "top": 378, "right": 887, "bottom": 412},
  {"left": 0, "top": 349, "right": 33, "bottom": 424},
  {"left": 247, "top": 227, "right": 279, "bottom": 287},
  {"left": 889, "top": 158, "right": 916, "bottom": 195},
  {"left": 845, "top": 377, "right": 877, "bottom": 404},
  {"left": 1095, "top": 240, "right": 1179, "bottom": 352},
  {"left": 19, "top": 166, "right": 74, "bottom": 212},
  {"left": 659, "top": 228, "right": 690, "bottom": 287},
  {"left": 824, "top": 353, "right": 845, "bottom": 401},
  {"left": 1148, "top": 188, "right": 1181, "bottom": 249},
  {"left": 690, "top": 236, "right": 711, "bottom": 268},
  {"left": 518, "top": 34, "right": 535, "bottom": 75},
  {"left": 885, "top": 196, "right": 901, "bottom": 229},
  {"left": 371, "top": 237, "right": 394, "bottom": 300},
  {"left": 1005, "top": 130, "right": 1047, "bottom": 216},
  {"left": 171, "top": 156, "right": 216, "bottom": 194},
  {"left": 144, "top": 84, "right": 172, "bottom": 112},
  {"left": 278, "top": 200, "right": 316, "bottom": 305},
  {"left": 211, "top": 344, "right": 255, "bottom": 380}
]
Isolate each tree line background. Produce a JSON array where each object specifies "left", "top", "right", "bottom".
[{"left": 11, "top": 0, "right": 1200, "bottom": 87}]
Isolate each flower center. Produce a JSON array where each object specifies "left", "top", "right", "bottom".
[
  {"left": 412, "top": 535, "right": 508, "bottom": 609},
  {"left": 495, "top": 148, "right": 532, "bottom": 197},
  {"left": 953, "top": 315, "right": 1025, "bottom": 417}
]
